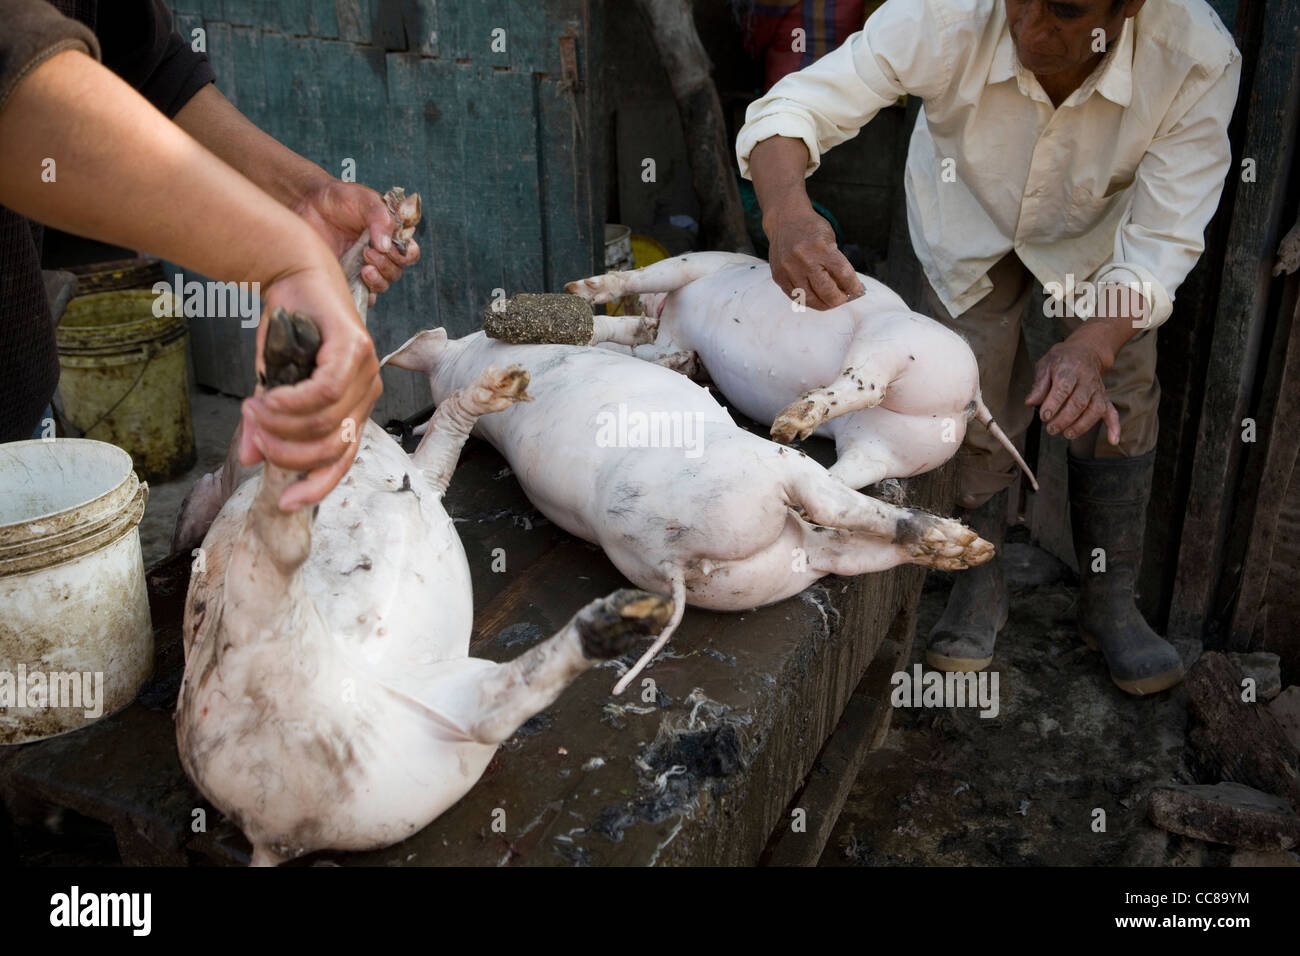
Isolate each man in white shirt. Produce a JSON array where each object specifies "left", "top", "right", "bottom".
[{"left": 737, "top": 0, "right": 1241, "bottom": 695}]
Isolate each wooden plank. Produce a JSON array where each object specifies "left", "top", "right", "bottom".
[
  {"left": 220, "top": 0, "right": 261, "bottom": 29},
  {"left": 493, "top": 69, "right": 547, "bottom": 296},
  {"left": 279, "top": 0, "right": 311, "bottom": 36},
  {"left": 309, "top": 0, "right": 339, "bottom": 39},
  {"left": 761, "top": 603, "right": 916, "bottom": 866},
  {"left": 461, "top": 65, "right": 509, "bottom": 315},
  {"left": 1169, "top": 0, "right": 1300, "bottom": 641},
  {"left": 1231, "top": 283, "right": 1300, "bottom": 649}
]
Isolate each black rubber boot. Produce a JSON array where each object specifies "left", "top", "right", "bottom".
[
  {"left": 1068, "top": 451, "right": 1184, "bottom": 695},
  {"left": 926, "top": 488, "right": 1008, "bottom": 672}
]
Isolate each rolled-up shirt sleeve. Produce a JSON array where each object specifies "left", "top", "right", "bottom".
[
  {"left": 736, "top": 0, "right": 955, "bottom": 178},
  {"left": 1095, "top": 52, "right": 1242, "bottom": 330},
  {"left": 97, "top": 0, "right": 215, "bottom": 118},
  {"left": 0, "top": 0, "right": 100, "bottom": 114}
]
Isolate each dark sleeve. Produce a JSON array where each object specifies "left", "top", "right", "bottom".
[
  {"left": 0, "top": 0, "right": 101, "bottom": 114},
  {"left": 97, "top": 0, "right": 214, "bottom": 118}
]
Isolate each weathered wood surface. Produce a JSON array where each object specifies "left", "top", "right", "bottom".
[
  {"left": 1185, "top": 652, "right": 1300, "bottom": 812},
  {"left": 1148, "top": 782, "right": 1300, "bottom": 851},
  {"left": 0, "top": 426, "right": 951, "bottom": 866},
  {"left": 1169, "top": 0, "right": 1300, "bottom": 642},
  {"left": 169, "top": 1, "right": 604, "bottom": 425},
  {"left": 1229, "top": 277, "right": 1300, "bottom": 664}
]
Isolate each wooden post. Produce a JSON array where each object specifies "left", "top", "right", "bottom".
[
  {"left": 1168, "top": 0, "right": 1300, "bottom": 642},
  {"left": 631, "top": 0, "right": 754, "bottom": 254}
]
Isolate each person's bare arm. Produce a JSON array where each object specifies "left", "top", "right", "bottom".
[
  {"left": 174, "top": 83, "right": 419, "bottom": 302},
  {"left": 750, "top": 136, "right": 863, "bottom": 310},
  {"left": 0, "top": 49, "right": 377, "bottom": 510}
]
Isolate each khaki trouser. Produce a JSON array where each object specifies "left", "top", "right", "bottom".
[{"left": 921, "top": 253, "right": 1161, "bottom": 510}]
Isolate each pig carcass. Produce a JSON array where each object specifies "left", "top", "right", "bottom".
[
  {"left": 555, "top": 252, "right": 1036, "bottom": 493},
  {"left": 174, "top": 190, "right": 674, "bottom": 865},
  {"left": 384, "top": 329, "right": 994, "bottom": 695}
]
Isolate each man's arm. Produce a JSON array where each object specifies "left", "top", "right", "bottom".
[
  {"left": 738, "top": 0, "right": 953, "bottom": 309},
  {"left": 1026, "top": 53, "right": 1242, "bottom": 444},
  {"left": 0, "top": 49, "right": 376, "bottom": 510}
]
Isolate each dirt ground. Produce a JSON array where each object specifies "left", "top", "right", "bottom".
[{"left": 820, "top": 529, "right": 1300, "bottom": 868}]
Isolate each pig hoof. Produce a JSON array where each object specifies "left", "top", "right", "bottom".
[
  {"left": 771, "top": 396, "right": 826, "bottom": 444},
  {"left": 261, "top": 308, "right": 321, "bottom": 389},
  {"left": 471, "top": 364, "right": 533, "bottom": 413},
  {"left": 576, "top": 589, "right": 674, "bottom": 661},
  {"left": 894, "top": 511, "right": 995, "bottom": 570}
]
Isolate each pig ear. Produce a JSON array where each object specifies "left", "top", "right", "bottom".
[{"left": 381, "top": 328, "right": 448, "bottom": 371}]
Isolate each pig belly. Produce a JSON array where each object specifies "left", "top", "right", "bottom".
[
  {"left": 663, "top": 271, "right": 902, "bottom": 433},
  {"left": 442, "top": 338, "right": 814, "bottom": 602},
  {"left": 184, "top": 650, "right": 500, "bottom": 855}
]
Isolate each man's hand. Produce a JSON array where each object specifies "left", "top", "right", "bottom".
[
  {"left": 748, "top": 135, "right": 864, "bottom": 311},
  {"left": 765, "top": 208, "right": 865, "bottom": 311},
  {"left": 1025, "top": 338, "right": 1121, "bottom": 444},
  {"left": 1024, "top": 285, "right": 1150, "bottom": 445},
  {"left": 292, "top": 179, "right": 421, "bottom": 306},
  {"left": 238, "top": 261, "right": 382, "bottom": 512}
]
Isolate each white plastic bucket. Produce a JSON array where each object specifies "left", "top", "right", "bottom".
[{"left": 0, "top": 439, "right": 152, "bottom": 744}]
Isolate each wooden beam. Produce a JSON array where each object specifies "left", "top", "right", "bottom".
[{"left": 1168, "top": 0, "right": 1300, "bottom": 641}]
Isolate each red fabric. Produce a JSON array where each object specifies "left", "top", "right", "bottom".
[{"left": 743, "top": 0, "right": 867, "bottom": 91}]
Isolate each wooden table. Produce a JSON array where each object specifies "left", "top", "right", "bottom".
[{"left": 0, "top": 427, "right": 952, "bottom": 866}]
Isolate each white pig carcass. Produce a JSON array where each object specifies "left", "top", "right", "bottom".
[
  {"left": 560, "top": 252, "right": 1036, "bottom": 493},
  {"left": 385, "top": 329, "right": 994, "bottom": 695},
  {"left": 174, "top": 190, "right": 674, "bottom": 865}
]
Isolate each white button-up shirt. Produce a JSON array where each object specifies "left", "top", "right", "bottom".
[{"left": 735, "top": 0, "right": 1241, "bottom": 328}]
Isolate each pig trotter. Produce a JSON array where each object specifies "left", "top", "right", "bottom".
[
  {"left": 576, "top": 589, "right": 675, "bottom": 661},
  {"left": 771, "top": 394, "right": 829, "bottom": 444},
  {"left": 469, "top": 365, "right": 532, "bottom": 413},
  {"left": 893, "top": 510, "right": 994, "bottom": 572},
  {"left": 261, "top": 308, "right": 322, "bottom": 389},
  {"left": 412, "top": 365, "right": 532, "bottom": 495}
]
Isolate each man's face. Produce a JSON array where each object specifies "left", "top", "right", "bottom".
[{"left": 1005, "top": 0, "right": 1143, "bottom": 76}]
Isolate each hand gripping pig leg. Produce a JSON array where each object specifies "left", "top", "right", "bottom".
[
  {"left": 786, "top": 460, "right": 994, "bottom": 571},
  {"left": 771, "top": 343, "right": 909, "bottom": 443},
  {"left": 410, "top": 365, "right": 532, "bottom": 496},
  {"left": 611, "top": 570, "right": 687, "bottom": 696},
  {"left": 338, "top": 187, "right": 423, "bottom": 321},
  {"left": 463, "top": 590, "right": 674, "bottom": 743},
  {"left": 242, "top": 308, "right": 325, "bottom": 572}
]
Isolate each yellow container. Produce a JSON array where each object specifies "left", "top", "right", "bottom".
[{"left": 57, "top": 290, "right": 195, "bottom": 482}]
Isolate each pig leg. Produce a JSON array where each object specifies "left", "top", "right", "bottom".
[
  {"left": 771, "top": 342, "right": 910, "bottom": 443},
  {"left": 170, "top": 188, "right": 422, "bottom": 553},
  {"left": 239, "top": 308, "right": 324, "bottom": 573},
  {"left": 564, "top": 251, "right": 757, "bottom": 304},
  {"left": 410, "top": 365, "right": 532, "bottom": 496},
  {"left": 462, "top": 590, "right": 675, "bottom": 743},
  {"left": 785, "top": 461, "right": 993, "bottom": 571}
]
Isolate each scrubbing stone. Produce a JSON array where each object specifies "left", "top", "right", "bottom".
[{"left": 482, "top": 293, "right": 595, "bottom": 345}]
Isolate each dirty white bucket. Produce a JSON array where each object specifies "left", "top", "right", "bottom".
[{"left": 0, "top": 439, "right": 152, "bottom": 744}]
